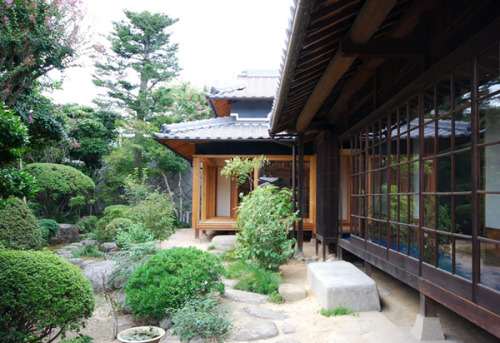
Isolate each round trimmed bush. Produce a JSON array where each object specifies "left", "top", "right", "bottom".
[
  {"left": 95, "top": 217, "right": 133, "bottom": 242},
  {"left": 0, "top": 250, "right": 95, "bottom": 343},
  {"left": 125, "top": 247, "right": 225, "bottom": 320},
  {"left": 0, "top": 197, "right": 41, "bottom": 250}
]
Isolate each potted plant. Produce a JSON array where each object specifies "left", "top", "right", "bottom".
[{"left": 117, "top": 326, "right": 165, "bottom": 343}]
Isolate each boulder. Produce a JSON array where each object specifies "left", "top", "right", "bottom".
[
  {"left": 67, "top": 258, "right": 84, "bottom": 265},
  {"left": 81, "top": 259, "right": 116, "bottom": 292},
  {"left": 100, "top": 242, "right": 118, "bottom": 252},
  {"left": 52, "top": 224, "right": 79, "bottom": 244},
  {"left": 116, "top": 291, "right": 132, "bottom": 314},
  {"left": 211, "top": 235, "right": 237, "bottom": 251},
  {"left": 159, "top": 316, "right": 172, "bottom": 330},
  {"left": 233, "top": 321, "right": 279, "bottom": 341},
  {"left": 83, "top": 239, "right": 99, "bottom": 246}
]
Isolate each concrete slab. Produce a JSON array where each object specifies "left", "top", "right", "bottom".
[{"left": 307, "top": 261, "right": 381, "bottom": 312}]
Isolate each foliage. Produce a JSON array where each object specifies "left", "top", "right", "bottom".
[
  {"left": 0, "top": 250, "right": 94, "bottom": 343},
  {"left": 38, "top": 218, "right": 59, "bottom": 245},
  {"left": 235, "top": 185, "right": 297, "bottom": 270},
  {"left": 129, "top": 190, "right": 175, "bottom": 239},
  {"left": 25, "top": 163, "right": 95, "bottom": 221},
  {"left": 92, "top": 10, "right": 179, "bottom": 120},
  {"left": 104, "top": 204, "right": 131, "bottom": 219},
  {"left": 221, "top": 155, "right": 269, "bottom": 191},
  {"left": 71, "top": 244, "right": 103, "bottom": 258},
  {"left": 59, "top": 335, "right": 93, "bottom": 343},
  {"left": 76, "top": 216, "right": 98, "bottom": 234},
  {"left": 116, "top": 223, "right": 155, "bottom": 249},
  {"left": 171, "top": 295, "right": 232, "bottom": 342},
  {"left": 0, "top": 197, "right": 41, "bottom": 250},
  {"left": 269, "top": 291, "right": 284, "bottom": 304},
  {"left": 125, "top": 247, "right": 225, "bottom": 319},
  {"left": 95, "top": 217, "right": 133, "bottom": 243},
  {"left": 123, "top": 168, "right": 151, "bottom": 205},
  {"left": 320, "top": 307, "right": 355, "bottom": 317},
  {"left": 0, "top": 105, "right": 38, "bottom": 206},
  {"left": 225, "top": 260, "right": 283, "bottom": 295},
  {"left": 109, "top": 240, "right": 159, "bottom": 290},
  {"left": 0, "top": 0, "right": 84, "bottom": 106}
]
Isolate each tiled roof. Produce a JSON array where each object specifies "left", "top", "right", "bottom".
[
  {"left": 206, "top": 70, "right": 279, "bottom": 100},
  {"left": 153, "top": 115, "right": 271, "bottom": 141}
]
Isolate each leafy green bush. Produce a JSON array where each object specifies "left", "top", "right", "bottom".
[
  {"left": 103, "top": 205, "right": 131, "bottom": 219},
  {"left": 76, "top": 216, "right": 98, "bottom": 234},
  {"left": 95, "top": 217, "right": 133, "bottom": 242},
  {"left": 59, "top": 335, "right": 93, "bottom": 343},
  {"left": 225, "top": 260, "right": 283, "bottom": 295},
  {"left": 235, "top": 185, "right": 297, "bottom": 270},
  {"left": 71, "top": 244, "right": 103, "bottom": 258},
  {"left": 0, "top": 197, "right": 41, "bottom": 250},
  {"left": 38, "top": 218, "right": 59, "bottom": 245},
  {"left": 116, "top": 223, "right": 155, "bottom": 249},
  {"left": 171, "top": 295, "right": 232, "bottom": 342},
  {"left": 129, "top": 191, "right": 175, "bottom": 239},
  {"left": 125, "top": 247, "right": 225, "bottom": 319},
  {"left": 25, "top": 163, "right": 95, "bottom": 221},
  {"left": 0, "top": 250, "right": 94, "bottom": 343}
]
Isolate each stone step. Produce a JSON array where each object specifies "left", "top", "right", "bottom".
[
  {"left": 233, "top": 321, "right": 279, "bottom": 341},
  {"left": 243, "top": 305, "right": 289, "bottom": 319},
  {"left": 222, "top": 289, "right": 269, "bottom": 304}
]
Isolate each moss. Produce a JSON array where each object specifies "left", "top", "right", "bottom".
[{"left": 0, "top": 197, "right": 41, "bottom": 250}]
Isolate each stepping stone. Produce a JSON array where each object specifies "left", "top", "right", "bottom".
[
  {"left": 233, "top": 321, "right": 279, "bottom": 341},
  {"left": 211, "top": 235, "right": 237, "bottom": 251},
  {"left": 279, "top": 283, "right": 307, "bottom": 302},
  {"left": 275, "top": 339, "right": 302, "bottom": 343},
  {"left": 307, "top": 261, "right": 380, "bottom": 312},
  {"left": 222, "top": 289, "right": 269, "bottom": 304},
  {"left": 281, "top": 323, "right": 296, "bottom": 334},
  {"left": 67, "top": 258, "right": 84, "bottom": 265},
  {"left": 243, "top": 305, "right": 289, "bottom": 319},
  {"left": 221, "top": 277, "right": 238, "bottom": 288}
]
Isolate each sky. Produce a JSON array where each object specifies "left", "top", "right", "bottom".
[{"left": 48, "top": 0, "right": 294, "bottom": 106}]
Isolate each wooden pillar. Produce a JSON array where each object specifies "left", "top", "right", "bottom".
[
  {"left": 192, "top": 156, "right": 201, "bottom": 239},
  {"left": 292, "top": 144, "right": 297, "bottom": 241},
  {"left": 420, "top": 294, "right": 437, "bottom": 318},
  {"left": 298, "top": 133, "right": 305, "bottom": 252}
]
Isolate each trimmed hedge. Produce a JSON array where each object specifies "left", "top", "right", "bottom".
[
  {"left": 125, "top": 247, "right": 225, "bottom": 320},
  {"left": 0, "top": 197, "right": 41, "bottom": 250},
  {"left": 0, "top": 250, "right": 94, "bottom": 343}
]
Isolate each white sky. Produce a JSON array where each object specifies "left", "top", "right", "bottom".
[{"left": 48, "top": 0, "right": 294, "bottom": 106}]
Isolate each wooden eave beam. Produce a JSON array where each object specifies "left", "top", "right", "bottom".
[
  {"left": 328, "top": 0, "right": 438, "bottom": 125},
  {"left": 339, "top": 37, "right": 423, "bottom": 58},
  {"left": 296, "top": 0, "right": 398, "bottom": 133}
]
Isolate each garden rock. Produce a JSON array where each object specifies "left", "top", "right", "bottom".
[
  {"left": 222, "top": 289, "right": 269, "bottom": 304},
  {"left": 67, "top": 258, "right": 84, "bottom": 265},
  {"left": 81, "top": 259, "right": 116, "bottom": 292},
  {"left": 100, "top": 242, "right": 118, "bottom": 252},
  {"left": 159, "top": 316, "right": 172, "bottom": 330},
  {"left": 53, "top": 224, "right": 80, "bottom": 244},
  {"left": 69, "top": 242, "right": 83, "bottom": 248},
  {"left": 233, "top": 321, "right": 279, "bottom": 341},
  {"left": 113, "top": 275, "right": 125, "bottom": 289},
  {"left": 279, "top": 283, "right": 307, "bottom": 302},
  {"left": 211, "top": 235, "right": 237, "bottom": 251},
  {"left": 294, "top": 251, "right": 305, "bottom": 261},
  {"left": 275, "top": 339, "right": 302, "bottom": 343},
  {"left": 80, "top": 260, "right": 97, "bottom": 269},
  {"left": 83, "top": 239, "right": 99, "bottom": 246},
  {"left": 116, "top": 291, "right": 131, "bottom": 314},
  {"left": 281, "top": 323, "right": 296, "bottom": 334},
  {"left": 243, "top": 305, "right": 289, "bottom": 319}
]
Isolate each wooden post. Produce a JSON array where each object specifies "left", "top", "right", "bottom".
[
  {"left": 292, "top": 144, "right": 297, "bottom": 241},
  {"left": 192, "top": 156, "right": 201, "bottom": 239},
  {"left": 298, "top": 134, "right": 305, "bottom": 252}
]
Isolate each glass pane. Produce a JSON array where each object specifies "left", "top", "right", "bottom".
[
  {"left": 455, "top": 151, "right": 472, "bottom": 192},
  {"left": 478, "top": 43, "right": 500, "bottom": 99},
  {"left": 424, "top": 231, "right": 437, "bottom": 265},
  {"left": 453, "top": 62, "right": 471, "bottom": 107},
  {"left": 480, "top": 193, "right": 500, "bottom": 239},
  {"left": 455, "top": 195, "right": 472, "bottom": 236},
  {"left": 437, "top": 234, "right": 453, "bottom": 272},
  {"left": 479, "top": 93, "right": 500, "bottom": 139},
  {"left": 410, "top": 195, "right": 419, "bottom": 225},
  {"left": 437, "top": 195, "right": 452, "bottom": 233},
  {"left": 423, "top": 195, "right": 436, "bottom": 229},
  {"left": 409, "top": 161, "right": 419, "bottom": 193},
  {"left": 423, "top": 86, "right": 435, "bottom": 122},
  {"left": 437, "top": 118, "right": 453, "bottom": 154},
  {"left": 480, "top": 241, "right": 500, "bottom": 291},
  {"left": 423, "top": 158, "right": 436, "bottom": 192},
  {"left": 437, "top": 156, "right": 452, "bottom": 192},
  {"left": 409, "top": 227, "right": 419, "bottom": 259},
  {"left": 437, "top": 77, "right": 452, "bottom": 116},
  {"left": 423, "top": 121, "right": 436, "bottom": 155},
  {"left": 455, "top": 237, "right": 473, "bottom": 281},
  {"left": 409, "top": 97, "right": 419, "bottom": 129},
  {"left": 399, "top": 225, "right": 409, "bottom": 254}
]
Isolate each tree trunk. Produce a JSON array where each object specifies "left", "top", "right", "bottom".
[
  {"left": 178, "top": 171, "right": 183, "bottom": 221},
  {"left": 160, "top": 168, "right": 178, "bottom": 218}
]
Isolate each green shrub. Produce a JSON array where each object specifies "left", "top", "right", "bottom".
[
  {"left": 0, "top": 241, "right": 5, "bottom": 251},
  {"left": 0, "top": 250, "right": 94, "bottom": 343},
  {"left": 95, "top": 217, "right": 133, "bottom": 242},
  {"left": 76, "top": 216, "right": 98, "bottom": 234},
  {"left": 235, "top": 185, "right": 297, "bottom": 270},
  {"left": 59, "top": 335, "right": 93, "bottom": 343},
  {"left": 116, "top": 223, "right": 155, "bottom": 249},
  {"left": 171, "top": 295, "right": 232, "bottom": 342},
  {"left": 38, "top": 219, "right": 59, "bottom": 245},
  {"left": 25, "top": 163, "right": 95, "bottom": 221},
  {"left": 0, "top": 197, "right": 41, "bottom": 250},
  {"left": 225, "top": 260, "right": 283, "bottom": 295},
  {"left": 103, "top": 205, "right": 131, "bottom": 219},
  {"left": 71, "top": 244, "right": 103, "bottom": 258},
  {"left": 320, "top": 307, "right": 355, "bottom": 317},
  {"left": 125, "top": 247, "right": 225, "bottom": 319},
  {"left": 129, "top": 191, "right": 175, "bottom": 239},
  {"left": 269, "top": 291, "right": 283, "bottom": 303}
]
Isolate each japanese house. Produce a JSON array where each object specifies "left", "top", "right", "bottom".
[
  {"left": 269, "top": 0, "right": 500, "bottom": 338},
  {"left": 154, "top": 70, "right": 317, "bottom": 239}
]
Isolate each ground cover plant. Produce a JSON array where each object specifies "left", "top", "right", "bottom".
[
  {"left": 171, "top": 295, "right": 232, "bottom": 342},
  {"left": 125, "top": 247, "right": 225, "bottom": 320},
  {"left": 320, "top": 307, "right": 356, "bottom": 317},
  {"left": 225, "top": 260, "right": 283, "bottom": 299},
  {"left": 0, "top": 250, "right": 94, "bottom": 343}
]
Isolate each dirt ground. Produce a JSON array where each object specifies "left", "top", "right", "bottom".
[{"left": 59, "top": 229, "right": 497, "bottom": 343}]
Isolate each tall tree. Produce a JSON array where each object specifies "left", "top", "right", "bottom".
[
  {"left": 92, "top": 10, "right": 180, "bottom": 120},
  {"left": 0, "top": 0, "right": 83, "bottom": 106}
]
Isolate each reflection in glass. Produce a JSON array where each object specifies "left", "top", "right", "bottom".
[
  {"left": 478, "top": 43, "right": 500, "bottom": 99},
  {"left": 480, "top": 241, "right": 500, "bottom": 291},
  {"left": 454, "top": 237, "right": 473, "bottom": 281}
]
